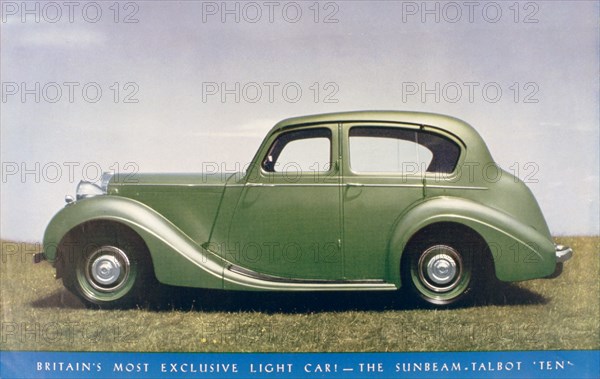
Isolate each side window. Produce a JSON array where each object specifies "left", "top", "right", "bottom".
[
  {"left": 349, "top": 127, "right": 459, "bottom": 174},
  {"left": 262, "top": 128, "right": 332, "bottom": 173}
]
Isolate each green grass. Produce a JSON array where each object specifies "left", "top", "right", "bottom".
[{"left": 1, "top": 237, "right": 598, "bottom": 352}]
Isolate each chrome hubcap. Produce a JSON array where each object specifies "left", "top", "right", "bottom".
[
  {"left": 85, "top": 246, "right": 130, "bottom": 292},
  {"left": 91, "top": 255, "right": 122, "bottom": 285},
  {"left": 418, "top": 245, "right": 463, "bottom": 293},
  {"left": 427, "top": 253, "right": 457, "bottom": 285}
]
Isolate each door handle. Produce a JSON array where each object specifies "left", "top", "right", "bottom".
[{"left": 346, "top": 183, "right": 364, "bottom": 187}]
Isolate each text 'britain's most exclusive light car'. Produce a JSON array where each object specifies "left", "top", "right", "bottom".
[{"left": 35, "top": 111, "right": 573, "bottom": 308}]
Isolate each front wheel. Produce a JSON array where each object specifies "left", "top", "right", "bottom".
[
  {"left": 63, "top": 225, "right": 153, "bottom": 308},
  {"left": 403, "top": 239, "right": 476, "bottom": 307}
]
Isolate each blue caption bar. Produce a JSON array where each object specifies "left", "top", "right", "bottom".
[{"left": 1, "top": 350, "right": 598, "bottom": 379}]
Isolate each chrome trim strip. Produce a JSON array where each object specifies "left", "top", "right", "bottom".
[
  {"left": 346, "top": 183, "right": 423, "bottom": 188},
  {"left": 246, "top": 183, "right": 423, "bottom": 188},
  {"left": 111, "top": 182, "right": 484, "bottom": 190},
  {"left": 111, "top": 183, "right": 226, "bottom": 187},
  {"left": 246, "top": 183, "right": 340, "bottom": 187},
  {"left": 425, "top": 185, "right": 488, "bottom": 190},
  {"left": 228, "top": 264, "right": 385, "bottom": 285}
]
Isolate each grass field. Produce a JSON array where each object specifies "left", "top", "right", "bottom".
[{"left": 1, "top": 237, "right": 598, "bottom": 352}]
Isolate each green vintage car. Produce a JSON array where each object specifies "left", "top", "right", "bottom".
[{"left": 36, "top": 111, "right": 572, "bottom": 308}]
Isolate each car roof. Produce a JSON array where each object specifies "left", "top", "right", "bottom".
[
  {"left": 269, "top": 110, "right": 494, "bottom": 163},
  {"left": 274, "top": 110, "right": 471, "bottom": 136}
]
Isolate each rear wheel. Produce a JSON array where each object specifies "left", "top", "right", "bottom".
[
  {"left": 63, "top": 223, "right": 153, "bottom": 308},
  {"left": 408, "top": 243, "right": 472, "bottom": 305},
  {"left": 402, "top": 228, "right": 488, "bottom": 307}
]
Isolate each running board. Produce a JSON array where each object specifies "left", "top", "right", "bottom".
[{"left": 229, "top": 264, "right": 384, "bottom": 284}]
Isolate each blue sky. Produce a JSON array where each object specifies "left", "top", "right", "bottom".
[{"left": 1, "top": 0, "right": 598, "bottom": 241}]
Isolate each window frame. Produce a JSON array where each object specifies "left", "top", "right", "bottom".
[
  {"left": 346, "top": 125, "right": 462, "bottom": 177},
  {"left": 260, "top": 127, "right": 334, "bottom": 174}
]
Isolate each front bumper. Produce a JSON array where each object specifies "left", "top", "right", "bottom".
[
  {"left": 555, "top": 244, "right": 573, "bottom": 263},
  {"left": 33, "top": 252, "right": 46, "bottom": 264}
]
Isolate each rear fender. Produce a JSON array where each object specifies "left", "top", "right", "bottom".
[{"left": 388, "top": 197, "right": 556, "bottom": 285}]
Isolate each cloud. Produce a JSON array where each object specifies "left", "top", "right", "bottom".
[
  {"left": 192, "top": 131, "right": 264, "bottom": 138},
  {"left": 192, "top": 118, "right": 277, "bottom": 138},
  {"left": 15, "top": 27, "right": 106, "bottom": 48}
]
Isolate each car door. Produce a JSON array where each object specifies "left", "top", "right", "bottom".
[
  {"left": 226, "top": 124, "right": 343, "bottom": 280},
  {"left": 341, "top": 123, "right": 429, "bottom": 280}
]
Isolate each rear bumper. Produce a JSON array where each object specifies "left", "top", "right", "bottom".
[
  {"left": 545, "top": 244, "right": 573, "bottom": 279},
  {"left": 555, "top": 244, "right": 573, "bottom": 263}
]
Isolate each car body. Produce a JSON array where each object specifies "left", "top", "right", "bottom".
[{"left": 37, "top": 111, "right": 572, "bottom": 307}]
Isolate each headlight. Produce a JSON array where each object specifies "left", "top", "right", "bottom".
[
  {"left": 75, "top": 172, "right": 113, "bottom": 200},
  {"left": 99, "top": 172, "right": 113, "bottom": 192}
]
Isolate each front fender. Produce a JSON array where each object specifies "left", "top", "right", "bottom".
[
  {"left": 388, "top": 197, "right": 556, "bottom": 285},
  {"left": 43, "top": 196, "right": 224, "bottom": 289}
]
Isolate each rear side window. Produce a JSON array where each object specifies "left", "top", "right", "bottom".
[{"left": 349, "top": 127, "right": 460, "bottom": 174}]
